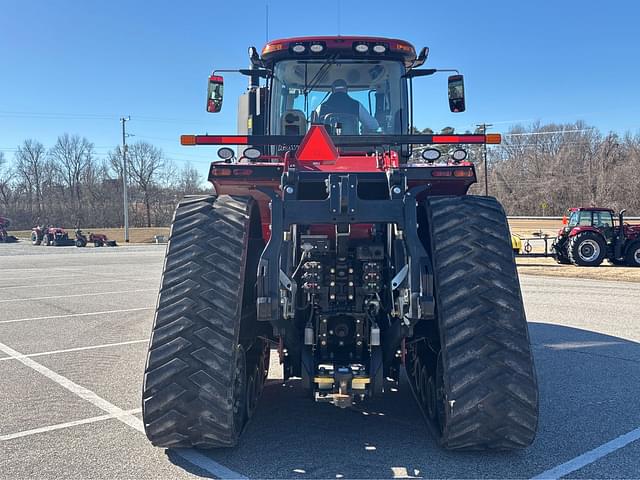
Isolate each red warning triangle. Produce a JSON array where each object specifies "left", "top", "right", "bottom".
[{"left": 296, "top": 125, "right": 338, "bottom": 162}]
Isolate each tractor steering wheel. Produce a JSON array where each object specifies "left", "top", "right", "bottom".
[{"left": 319, "top": 113, "right": 360, "bottom": 135}]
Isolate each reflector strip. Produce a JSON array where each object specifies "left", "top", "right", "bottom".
[
  {"left": 197, "top": 136, "right": 249, "bottom": 145},
  {"left": 432, "top": 135, "right": 485, "bottom": 144},
  {"left": 180, "top": 133, "right": 499, "bottom": 146}
]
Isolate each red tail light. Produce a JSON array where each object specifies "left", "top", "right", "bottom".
[
  {"left": 453, "top": 168, "right": 474, "bottom": 177},
  {"left": 431, "top": 170, "right": 452, "bottom": 177}
]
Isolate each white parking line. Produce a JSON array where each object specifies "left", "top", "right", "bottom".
[
  {"left": 0, "top": 339, "right": 148, "bottom": 362},
  {"left": 0, "top": 288, "right": 156, "bottom": 303},
  {"left": 0, "top": 408, "right": 142, "bottom": 441},
  {"left": 173, "top": 448, "right": 249, "bottom": 479},
  {"left": 0, "top": 340, "right": 143, "bottom": 431},
  {"left": 0, "top": 340, "right": 247, "bottom": 479},
  {"left": 0, "top": 278, "right": 155, "bottom": 290},
  {"left": 531, "top": 427, "right": 640, "bottom": 479},
  {"left": 0, "top": 307, "right": 153, "bottom": 324}
]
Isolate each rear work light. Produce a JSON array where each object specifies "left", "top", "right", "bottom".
[
  {"left": 451, "top": 149, "right": 467, "bottom": 161},
  {"left": 372, "top": 44, "right": 387, "bottom": 54},
  {"left": 292, "top": 44, "right": 306, "bottom": 54},
  {"left": 309, "top": 43, "right": 325, "bottom": 53},
  {"left": 354, "top": 43, "right": 369, "bottom": 53}
]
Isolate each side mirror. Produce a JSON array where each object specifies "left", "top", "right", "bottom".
[
  {"left": 448, "top": 74, "right": 466, "bottom": 113},
  {"left": 206, "top": 75, "right": 224, "bottom": 113}
]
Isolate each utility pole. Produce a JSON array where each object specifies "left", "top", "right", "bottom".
[
  {"left": 477, "top": 123, "right": 493, "bottom": 196},
  {"left": 120, "top": 116, "right": 130, "bottom": 243}
]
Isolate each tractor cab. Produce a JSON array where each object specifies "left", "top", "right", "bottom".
[
  {"left": 565, "top": 208, "right": 616, "bottom": 244},
  {"left": 202, "top": 36, "right": 467, "bottom": 159}
]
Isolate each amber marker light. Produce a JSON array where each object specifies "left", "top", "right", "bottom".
[
  {"left": 181, "top": 135, "right": 196, "bottom": 145},
  {"left": 485, "top": 133, "right": 502, "bottom": 144}
]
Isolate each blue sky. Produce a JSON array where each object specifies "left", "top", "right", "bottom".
[{"left": 1, "top": 0, "right": 639, "bottom": 169}]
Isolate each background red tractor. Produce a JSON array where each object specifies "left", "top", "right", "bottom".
[
  {"left": 74, "top": 229, "right": 117, "bottom": 247},
  {"left": 0, "top": 216, "right": 18, "bottom": 243},
  {"left": 31, "top": 226, "right": 75, "bottom": 246},
  {"left": 552, "top": 207, "right": 640, "bottom": 266}
]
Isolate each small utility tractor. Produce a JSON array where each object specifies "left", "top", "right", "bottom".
[
  {"left": 0, "top": 216, "right": 18, "bottom": 243},
  {"left": 552, "top": 207, "right": 640, "bottom": 266},
  {"left": 31, "top": 226, "right": 75, "bottom": 246},
  {"left": 75, "top": 229, "right": 117, "bottom": 247},
  {"left": 142, "top": 36, "right": 539, "bottom": 451}
]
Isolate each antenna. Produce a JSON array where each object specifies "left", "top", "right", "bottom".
[
  {"left": 337, "top": 0, "right": 341, "bottom": 35},
  {"left": 265, "top": 1, "right": 269, "bottom": 42}
]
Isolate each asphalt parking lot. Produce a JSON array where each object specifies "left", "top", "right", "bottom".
[{"left": 1, "top": 243, "right": 639, "bottom": 479}]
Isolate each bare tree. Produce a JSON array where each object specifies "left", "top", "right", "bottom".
[
  {"left": 0, "top": 152, "right": 15, "bottom": 211},
  {"left": 14, "top": 139, "right": 47, "bottom": 221},
  {"left": 178, "top": 163, "right": 204, "bottom": 194},
  {"left": 49, "top": 133, "right": 94, "bottom": 225},
  {"left": 110, "top": 141, "right": 165, "bottom": 227}
]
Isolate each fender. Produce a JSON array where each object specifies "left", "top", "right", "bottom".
[
  {"left": 568, "top": 225, "right": 603, "bottom": 238},
  {"left": 623, "top": 224, "right": 640, "bottom": 241}
]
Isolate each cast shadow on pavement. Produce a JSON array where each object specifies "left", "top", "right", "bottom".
[{"left": 166, "top": 322, "right": 640, "bottom": 479}]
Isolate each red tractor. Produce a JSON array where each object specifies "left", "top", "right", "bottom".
[
  {"left": 74, "top": 229, "right": 117, "bottom": 247},
  {"left": 0, "top": 216, "right": 18, "bottom": 243},
  {"left": 552, "top": 207, "right": 640, "bottom": 266},
  {"left": 31, "top": 226, "right": 75, "bottom": 246},
  {"left": 141, "top": 36, "right": 539, "bottom": 451}
]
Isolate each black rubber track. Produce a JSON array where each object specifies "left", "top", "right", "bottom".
[
  {"left": 142, "top": 194, "right": 259, "bottom": 448},
  {"left": 424, "top": 195, "right": 539, "bottom": 450}
]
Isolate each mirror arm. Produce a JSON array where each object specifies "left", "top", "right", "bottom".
[
  {"left": 213, "top": 69, "right": 272, "bottom": 78},
  {"left": 403, "top": 68, "right": 459, "bottom": 79}
]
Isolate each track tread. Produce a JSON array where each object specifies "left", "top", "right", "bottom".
[
  {"left": 425, "top": 195, "right": 539, "bottom": 450},
  {"left": 142, "top": 194, "right": 255, "bottom": 448}
]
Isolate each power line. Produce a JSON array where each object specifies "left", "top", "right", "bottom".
[{"left": 504, "top": 128, "right": 596, "bottom": 137}]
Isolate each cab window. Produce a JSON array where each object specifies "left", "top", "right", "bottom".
[
  {"left": 577, "top": 211, "right": 593, "bottom": 226},
  {"left": 593, "top": 211, "right": 613, "bottom": 227}
]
